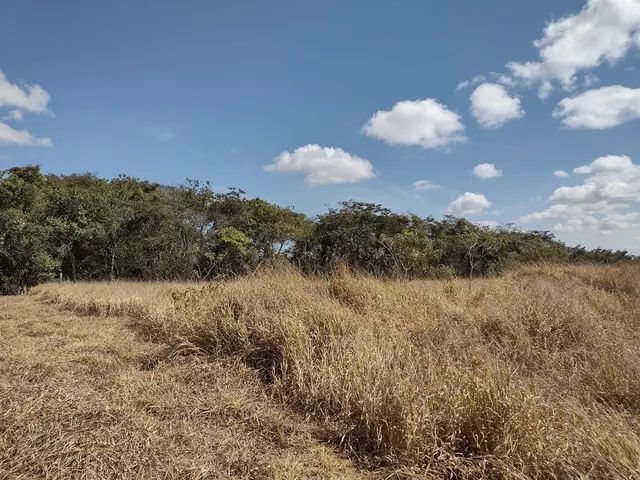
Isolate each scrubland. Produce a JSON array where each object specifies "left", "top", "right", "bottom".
[{"left": 21, "top": 263, "right": 640, "bottom": 478}]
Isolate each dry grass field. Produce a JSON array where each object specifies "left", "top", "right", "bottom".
[
  {"left": 0, "top": 296, "right": 374, "bottom": 479},
  {"left": 3, "top": 263, "right": 640, "bottom": 478}
]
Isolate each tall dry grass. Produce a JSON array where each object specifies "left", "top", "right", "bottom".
[{"left": 33, "top": 263, "right": 640, "bottom": 478}]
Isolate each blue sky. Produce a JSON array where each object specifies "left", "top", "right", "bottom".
[{"left": 1, "top": 0, "right": 640, "bottom": 252}]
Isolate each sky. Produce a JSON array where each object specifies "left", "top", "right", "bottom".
[{"left": 1, "top": 0, "right": 640, "bottom": 253}]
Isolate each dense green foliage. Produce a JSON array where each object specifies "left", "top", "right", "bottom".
[{"left": 0, "top": 165, "right": 635, "bottom": 294}]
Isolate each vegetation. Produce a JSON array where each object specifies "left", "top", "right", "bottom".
[
  {"left": 0, "top": 295, "right": 371, "bottom": 479},
  {"left": 1, "top": 165, "right": 635, "bottom": 294},
  {"left": 4, "top": 165, "right": 639, "bottom": 477},
  {"left": 30, "top": 263, "right": 640, "bottom": 478}
]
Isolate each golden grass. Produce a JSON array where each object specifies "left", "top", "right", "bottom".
[
  {"left": 0, "top": 296, "right": 375, "bottom": 479},
  {"left": 31, "top": 263, "right": 640, "bottom": 478}
]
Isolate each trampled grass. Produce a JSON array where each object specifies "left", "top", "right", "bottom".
[{"left": 31, "top": 263, "right": 640, "bottom": 478}]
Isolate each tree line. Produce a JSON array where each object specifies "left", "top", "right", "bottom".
[{"left": 0, "top": 165, "right": 635, "bottom": 294}]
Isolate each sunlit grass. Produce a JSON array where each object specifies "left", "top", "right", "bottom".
[{"left": 33, "top": 262, "right": 640, "bottom": 478}]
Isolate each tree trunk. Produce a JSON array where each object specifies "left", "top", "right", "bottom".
[{"left": 110, "top": 251, "right": 116, "bottom": 281}]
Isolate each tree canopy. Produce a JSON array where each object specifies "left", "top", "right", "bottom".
[{"left": 0, "top": 165, "right": 634, "bottom": 294}]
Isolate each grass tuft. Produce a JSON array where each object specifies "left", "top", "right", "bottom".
[{"left": 32, "top": 263, "right": 640, "bottom": 478}]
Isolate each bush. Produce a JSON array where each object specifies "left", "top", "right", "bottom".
[{"left": 1, "top": 166, "right": 636, "bottom": 293}]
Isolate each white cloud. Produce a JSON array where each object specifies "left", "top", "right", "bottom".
[
  {"left": 363, "top": 99, "right": 466, "bottom": 150},
  {"left": 553, "top": 170, "right": 570, "bottom": 178},
  {"left": 472, "top": 162, "right": 502, "bottom": 179},
  {"left": 446, "top": 192, "right": 492, "bottom": 216},
  {"left": 2, "top": 109, "right": 24, "bottom": 122},
  {"left": 552, "top": 85, "right": 640, "bottom": 129},
  {"left": 456, "top": 75, "right": 486, "bottom": 91},
  {"left": 507, "top": 0, "right": 640, "bottom": 93},
  {"left": 470, "top": 83, "right": 525, "bottom": 128},
  {"left": 265, "top": 144, "right": 376, "bottom": 185},
  {"left": 0, "top": 70, "right": 50, "bottom": 114},
  {"left": 492, "top": 73, "right": 517, "bottom": 88},
  {"left": 0, "top": 70, "right": 52, "bottom": 148},
  {"left": 584, "top": 73, "right": 600, "bottom": 87},
  {"left": 537, "top": 81, "right": 554, "bottom": 100},
  {"left": 412, "top": 179, "right": 441, "bottom": 191},
  {"left": 0, "top": 122, "right": 52, "bottom": 147},
  {"left": 521, "top": 203, "right": 639, "bottom": 232},
  {"left": 520, "top": 155, "right": 640, "bottom": 233},
  {"left": 571, "top": 154, "right": 634, "bottom": 175}
]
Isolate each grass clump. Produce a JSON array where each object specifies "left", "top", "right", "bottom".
[{"left": 33, "top": 263, "right": 640, "bottom": 478}]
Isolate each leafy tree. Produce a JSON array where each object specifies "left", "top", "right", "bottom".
[
  {"left": 296, "top": 201, "right": 410, "bottom": 274},
  {"left": 0, "top": 167, "right": 635, "bottom": 293},
  {"left": 0, "top": 166, "right": 58, "bottom": 293}
]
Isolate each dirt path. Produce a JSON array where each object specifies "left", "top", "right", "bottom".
[{"left": 0, "top": 296, "right": 375, "bottom": 480}]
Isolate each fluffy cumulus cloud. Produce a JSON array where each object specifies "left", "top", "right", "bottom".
[
  {"left": 553, "top": 170, "right": 570, "bottom": 178},
  {"left": 446, "top": 192, "right": 492, "bottom": 216},
  {"left": 456, "top": 75, "right": 486, "bottom": 91},
  {"left": 0, "top": 122, "right": 52, "bottom": 147},
  {"left": 412, "top": 179, "right": 440, "bottom": 191},
  {"left": 507, "top": 0, "right": 640, "bottom": 95},
  {"left": 0, "top": 70, "right": 50, "bottom": 114},
  {"left": 472, "top": 162, "right": 502, "bottom": 179},
  {"left": 0, "top": 69, "right": 52, "bottom": 148},
  {"left": 470, "top": 83, "right": 525, "bottom": 128},
  {"left": 553, "top": 85, "right": 640, "bottom": 129},
  {"left": 520, "top": 155, "right": 640, "bottom": 233},
  {"left": 265, "top": 144, "right": 376, "bottom": 185},
  {"left": 363, "top": 99, "right": 466, "bottom": 150}
]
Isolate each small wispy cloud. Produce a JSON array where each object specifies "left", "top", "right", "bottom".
[
  {"left": 412, "top": 179, "right": 441, "bottom": 191},
  {"left": 456, "top": 74, "right": 486, "bottom": 91}
]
